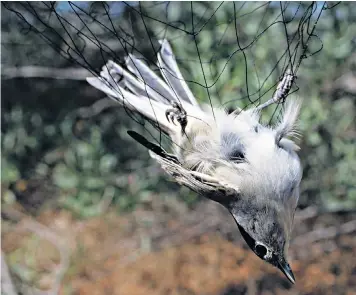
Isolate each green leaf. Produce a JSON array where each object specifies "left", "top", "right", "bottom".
[
  {"left": 1, "top": 158, "right": 20, "bottom": 183},
  {"left": 99, "top": 154, "right": 117, "bottom": 174},
  {"left": 53, "top": 163, "right": 79, "bottom": 189}
]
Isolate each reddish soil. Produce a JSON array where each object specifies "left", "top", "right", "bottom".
[{"left": 2, "top": 206, "right": 356, "bottom": 295}]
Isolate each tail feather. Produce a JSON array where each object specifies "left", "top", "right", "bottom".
[
  {"left": 86, "top": 76, "right": 122, "bottom": 99},
  {"left": 125, "top": 54, "right": 177, "bottom": 104},
  {"left": 157, "top": 39, "right": 199, "bottom": 107},
  {"left": 106, "top": 60, "right": 170, "bottom": 103},
  {"left": 86, "top": 75, "right": 172, "bottom": 132},
  {"left": 105, "top": 60, "right": 152, "bottom": 99},
  {"left": 86, "top": 40, "right": 206, "bottom": 135}
]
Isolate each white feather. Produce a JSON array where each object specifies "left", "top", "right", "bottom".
[
  {"left": 157, "top": 39, "right": 199, "bottom": 106},
  {"left": 275, "top": 98, "right": 302, "bottom": 141}
]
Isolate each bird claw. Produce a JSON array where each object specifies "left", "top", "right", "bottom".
[
  {"left": 165, "top": 102, "right": 187, "bottom": 134},
  {"left": 165, "top": 112, "right": 176, "bottom": 125}
]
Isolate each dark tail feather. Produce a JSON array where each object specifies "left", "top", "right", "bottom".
[{"left": 127, "top": 130, "right": 180, "bottom": 164}]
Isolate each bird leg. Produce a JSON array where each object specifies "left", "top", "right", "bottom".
[{"left": 165, "top": 102, "right": 187, "bottom": 135}]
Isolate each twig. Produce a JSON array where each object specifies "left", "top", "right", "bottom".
[
  {"left": 75, "top": 98, "right": 119, "bottom": 119},
  {"left": 2, "top": 207, "right": 70, "bottom": 295},
  {"left": 246, "top": 278, "right": 257, "bottom": 295},
  {"left": 2, "top": 66, "right": 92, "bottom": 80},
  {"left": 294, "top": 206, "right": 319, "bottom": 223},
  {"left": 293, "top": 219, "right": 356, "bottom": 246},
  {"left": 1, "top": 250, "right": 19, "bottom": 295},
  {"left": 295, "top": 206, "right": 356, "bottom": 223}
]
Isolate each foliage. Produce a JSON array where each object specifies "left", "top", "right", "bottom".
[{"left": 1, "top": 2, "right": 355, "bottom": 217}]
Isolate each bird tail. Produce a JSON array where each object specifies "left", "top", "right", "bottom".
[{"left": 86, "top": 39, "right": 203, "bottom": 134}]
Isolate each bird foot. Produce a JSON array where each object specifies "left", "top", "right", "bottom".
[{"left": 165, "top": 102, "right": 187, "bottom": 134}]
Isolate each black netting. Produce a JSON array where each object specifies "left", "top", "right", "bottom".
[{"left": 2, "top": 1, "right": 337, "bottom": 146}]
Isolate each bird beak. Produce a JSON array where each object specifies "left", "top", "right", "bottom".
[
  {"left": 277, "top": 259, "right": 295, "bottom": 284},
  {"left": 236, "top": 223, "right": 296, "bottom": 284}
]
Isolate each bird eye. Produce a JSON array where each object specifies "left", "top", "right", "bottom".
[
  {"left": 220, "top": 132, "right": 245, "bottom": 163},
  {"left": 255, "top": 244, "right": 267, "bottom": 258},
  {"left": 228, "top": 150, "right": 245, "bottom": 162}
]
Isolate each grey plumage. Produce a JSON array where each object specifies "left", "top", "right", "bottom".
[{"left": 86, "top": 39, "right": 303, "bottom": 284}]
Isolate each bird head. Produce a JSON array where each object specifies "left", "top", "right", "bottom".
[{"left": 227, "top": 195, "right": 298, "bottom": 283}]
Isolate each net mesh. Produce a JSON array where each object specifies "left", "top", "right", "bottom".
[{"left": 2, "top": 1, "right": 338, "bottom": 146}]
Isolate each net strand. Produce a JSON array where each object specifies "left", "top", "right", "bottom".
[{"left": 2, "top": 1, "right": 337, "bottom": 149}]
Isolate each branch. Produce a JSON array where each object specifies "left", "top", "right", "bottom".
[
  {"left": 2, "top": 66, "right": 93, "bottom": 80},
  {"left": 294, "top": 206, "right": 356, "bottom": 223},
  {"left": 293, "top": 219, "right": 356, "bottom": 246},
  {"left": 322, "top": 72, "right": 356, "bottom": 95},
  {"left": 75, "top": 97, "right": 120, "bottom": 118},
  {"left": 294, "top": 206, "right": 318, "bottom": 223},
  {"left": 2, "top": 207, "right": 70, "bottom": 295},
  {"left": 1, "top": 250, "right": 19, "bottom": 295}
]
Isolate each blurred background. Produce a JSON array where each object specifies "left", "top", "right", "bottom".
[{"left": 1, "top": 2, "right": 355, "bottom": 295}]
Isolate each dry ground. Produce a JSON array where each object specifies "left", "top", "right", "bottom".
[{"left": 2, "top": 201, "right": 356, "bottom": 295}]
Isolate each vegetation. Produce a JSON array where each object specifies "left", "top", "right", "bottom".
[
  {"left": 2, "top": 2, "right": 355, "bottom": 217},
  {"left": 1, "top": 2, "right": 356, "bottom": 294}
]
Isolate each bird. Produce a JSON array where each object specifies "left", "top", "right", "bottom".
[{"left": 86, "top": 39, "right": 302, "bottom": 284}]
